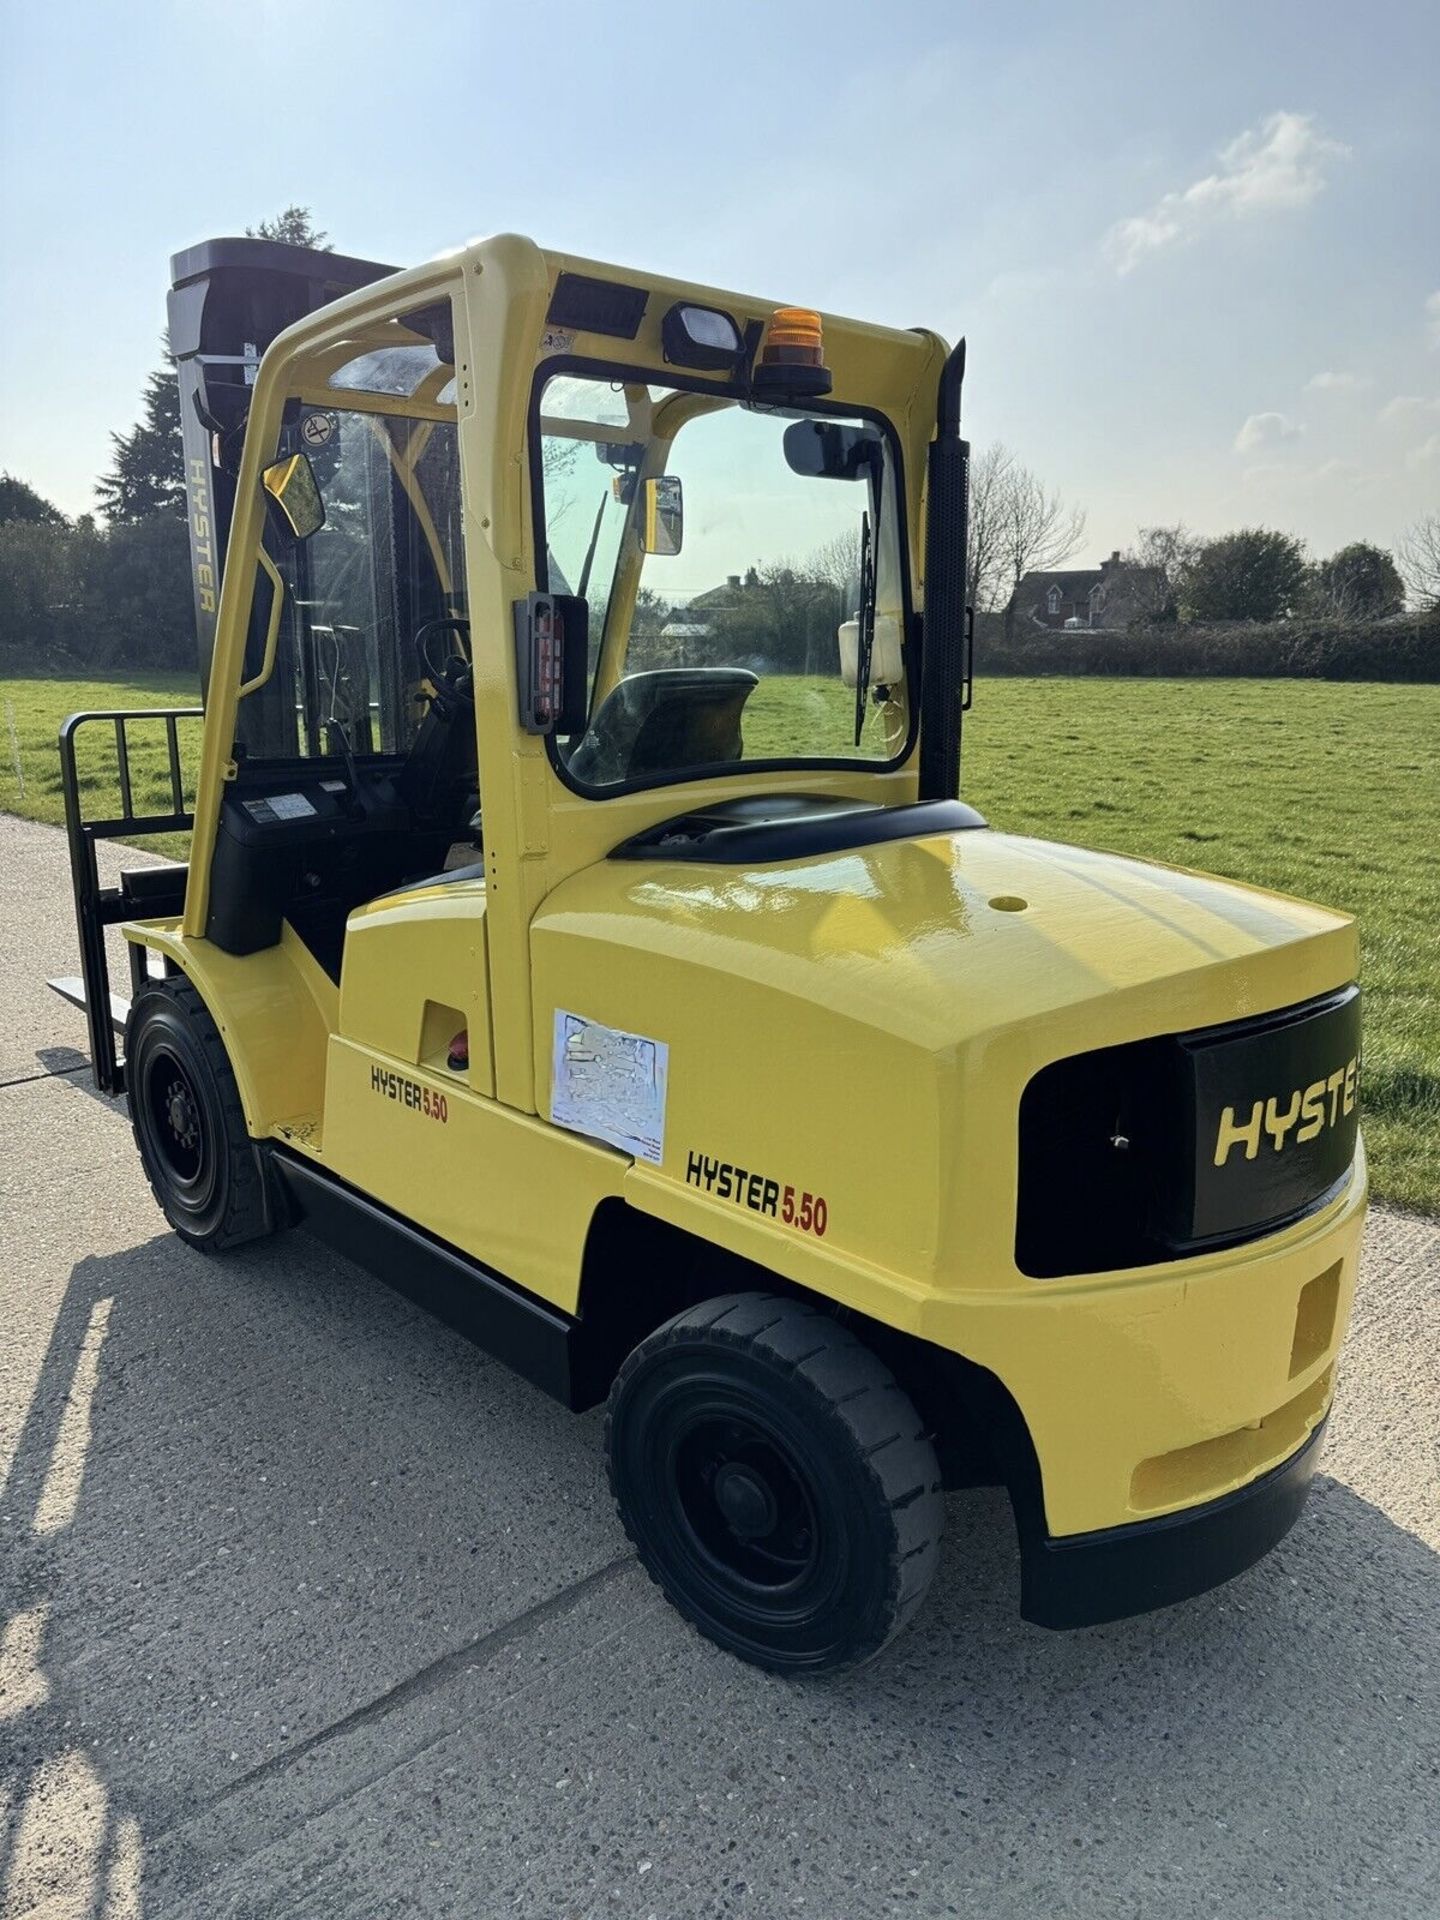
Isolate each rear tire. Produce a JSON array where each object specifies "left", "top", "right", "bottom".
[
  {"left": 606, "top": 1292, "right": 944, "bottom": 1673},
  {"left": 126, "top": 976, "right": 274, "bottom": 1252}
]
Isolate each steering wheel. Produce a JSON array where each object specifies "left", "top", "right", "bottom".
[
  {"left": 399, "top": 617, "right": 477, "bottom": 827},
  {"left": 415, "top": 616, "right": 472, "bottom": 688}
]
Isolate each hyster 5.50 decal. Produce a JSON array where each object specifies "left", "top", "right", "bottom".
[
  {"left": 685, "top": 1151, "right": 828, "bottom": 1238},
  {"left": 370, "top": 1065, "right": 449, "bottom": 1123}
]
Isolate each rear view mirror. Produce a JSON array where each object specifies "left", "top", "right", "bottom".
[
  {"left": 262, "top": 452, "right": 325, "bottom": 541},
  {"left": 783, "top": 419, "right": 881, "bottom": 481},
  {"left": 641, "top": 475, "right": 683, "bottom": 556}
]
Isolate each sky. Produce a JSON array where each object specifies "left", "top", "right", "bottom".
[{"left": 2, "top": 0, "right": 1437, "bottom": 568}]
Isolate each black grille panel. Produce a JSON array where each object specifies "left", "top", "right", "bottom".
[{"left": 1016, "top": 987, "right": 1360, "bottom": 1279}]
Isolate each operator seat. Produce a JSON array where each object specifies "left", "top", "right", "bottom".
[{"left": 567, "top": 669, "right": 759, "bottom": 786}]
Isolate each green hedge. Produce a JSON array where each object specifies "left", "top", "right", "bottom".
[{"left": 977, "top": 613, "right": 1440, "bottom": 682}]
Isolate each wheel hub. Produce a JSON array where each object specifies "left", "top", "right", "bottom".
[
  {"left": 712, "top": 1461, "right": 778, "bottom": 1540},
  {"left": 668, "top": 1412, "right": 819, "bottom": 1591},
  {"left": 166, "top": 1078, "right": 200, "bottom": 1153}
]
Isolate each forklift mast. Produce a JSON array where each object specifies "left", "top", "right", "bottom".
[{"left": 166, "top": 238, "right": 395, "bottom": 709}]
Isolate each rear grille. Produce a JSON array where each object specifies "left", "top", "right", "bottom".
[{"left": 1016, "top": 987, "right": 1360, "bottom": 1279}]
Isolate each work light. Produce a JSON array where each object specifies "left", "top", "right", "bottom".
[{"left": 661, "top": 302, "right": 744, "bottom": 371}]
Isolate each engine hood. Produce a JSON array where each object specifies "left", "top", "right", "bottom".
[
  {"left": 528, "top": 820, "right": 1358, "bottom": 1303},
  {"left": 531, "top": 825, "right": 1356, "bottom": 1060}
]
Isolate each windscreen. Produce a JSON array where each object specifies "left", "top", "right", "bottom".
[{"left": 535, "top": 372, "right": 909, "bottom": 791}]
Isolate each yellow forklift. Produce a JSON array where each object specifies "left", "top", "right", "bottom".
[{"left": 53, "top": 233, "right": 1367, "bottom": 1671}]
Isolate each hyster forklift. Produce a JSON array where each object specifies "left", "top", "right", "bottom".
[{"left": 53, "top": 233, "right": 1367, "bottom": 1672}]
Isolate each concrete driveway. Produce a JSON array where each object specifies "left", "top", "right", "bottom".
[{"left": 1, "top": 810, "right": 1436, "bottom": 1920}]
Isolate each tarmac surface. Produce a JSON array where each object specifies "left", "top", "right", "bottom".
[{"left": 0, "top": 808, "right": 1436, "bottom": 1920}]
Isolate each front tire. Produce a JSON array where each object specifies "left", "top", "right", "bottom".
[
  {"left": 606, "top": 1293, "right": 944, "bottom": 1673},
  {"left": 126, "top": 977, "right": 274, "bottom": 1252}
]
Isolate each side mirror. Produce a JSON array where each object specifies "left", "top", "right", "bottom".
[
  {"left": 641, "top": 474, "right": 683, "bottom": 556},
  {"left": 783, "top": 419, "right": 881, "bottom": 481},
  {"left": 262, "top": 452, "right": 325, "bottom": 541}
]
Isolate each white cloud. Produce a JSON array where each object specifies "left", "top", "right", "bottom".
[
  {"left": 1105, "top": 111, "right": 1348, "bottom": 274},
  {"left": 1305, "top": 370, "right": 1370, "bottom": 393},
  {"left": 1379, "top": 394, "right": 1440, "bottom": 424},
  {"left": 1234, "top": 411, "right": 1304, "bottom": 453},
  {"left": 1407, "top": 434, "right": 1440, "bottom": 470},
  {"left": 1427, "top": 292, "right": 1440, "bottom": 349}
]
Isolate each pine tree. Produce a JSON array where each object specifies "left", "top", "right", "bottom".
[
  {"left": 0, "top": 474, "right": 67, "bottom": 526},
  {"left": 95, "top": 357, "right": 185, "bottom": 524},
  {"left": 245, "top": 206, "right": 331, "bottom": 250}
]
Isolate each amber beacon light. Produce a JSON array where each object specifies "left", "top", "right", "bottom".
[{"left": 754, "top": 307, "right": 832, "bottom": 399}]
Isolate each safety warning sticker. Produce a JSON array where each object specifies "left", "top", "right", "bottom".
[{"left": 550, "top": 1010, "right": 668, "bottom": 1164}]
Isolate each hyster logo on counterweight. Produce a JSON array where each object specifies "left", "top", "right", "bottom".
[{"left": 1212, "top": 1055, "right": 1358, "bottom": 1167}]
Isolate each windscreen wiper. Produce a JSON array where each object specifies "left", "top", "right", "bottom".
[
  {"left": 576, "top": 492, "right": 610, "bottom": 602},
  {"left": 853, "top": 500, "right": 877, "bottom": 748}
]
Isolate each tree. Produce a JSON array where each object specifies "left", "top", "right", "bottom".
[
  {"left": 1307, "top": 542, "right": 1405, "bottom": 620},
  {"left": 0, "top": 519, "right": 81, "bottom": 660},
  {"left": 0, "top": 474, "right": 67, "bottom": 527},
  {"left": 698, "top": 560, "right": 841, "bottom": 675},
  {"left": 631, "top": 586, "right": 671, "bottom": 636},
  {"left": 1121, "top": 524, "right": 1201, "bottom": 623},
  {"left": 95, "top": 359, "right": 185, "bottom": 524},
  {"left": 965, "top": 442, "right": 1017, "bottom": 613},
  {"left": 996, "top": 460, "right": 1087, "bottom": 638},
  {"left": 245, "top": 206, "right": 331, "bottom": 250},
  {"left": 959, "top": 442, "right": 1087, "bottom": 626},
  {"left": 0, "top": 514, "right": 112, "bottom": 665},
  {"left": 1179, "top": 528, "right": 1307, "bottom": 623},
  {"left": 95, "top": 514, "right": 197, "bottom": 668},
  {"left": 1397, "top": 514, "right": 1440, "bottom": 610},
  {"left": 626, "top": 586, "right": 676, "bottom": 669},
  {"left": 806, "top": 529, "right": 863, "bottom": 609}
]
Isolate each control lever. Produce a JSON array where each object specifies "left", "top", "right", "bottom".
[{"left": 327, "top": 720, "right": 368, "bottom": 819}]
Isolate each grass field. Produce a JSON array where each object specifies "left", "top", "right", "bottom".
[
  {"left": 0, "top": 672, "right": 204, "bottom": 859},
  {"left": 2, "top": 670, "right": 1435, "bottom": 1214}
]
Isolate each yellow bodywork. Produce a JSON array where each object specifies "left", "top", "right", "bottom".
[
  {"left": 128, "top": 817, "right": 1366, "bottom": 1539},
  {"left": 121, "top": 231, "right": 1367, "bottom": 1548}
]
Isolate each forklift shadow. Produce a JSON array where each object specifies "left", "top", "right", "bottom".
[
  {"left": 2, "top": 1226, "right": 1434, "bottom": 1914},
  {"left": 0, "top": 1223, "right": 616, "bottom": 1914},
  {"left": 32, "top": 1045, "right": 129, "bottom": 1112},
  {"left": 807, "top": 1466, "right": 1440, "bottom": 1843}
]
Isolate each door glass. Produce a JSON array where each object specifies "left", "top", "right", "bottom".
[{"left": 239, "top": 408, "right": 466, "bottom": 760}]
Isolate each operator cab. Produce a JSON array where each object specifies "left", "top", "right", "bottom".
[
  {"left": 206, "top": 315, "right": 478, "bottom": 978},
  {"left": 183, "top": 242, "right": 972, "bottom": 1008},
  {"left": 207, "top": 304, "right": 920, "bottom": 981}
]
